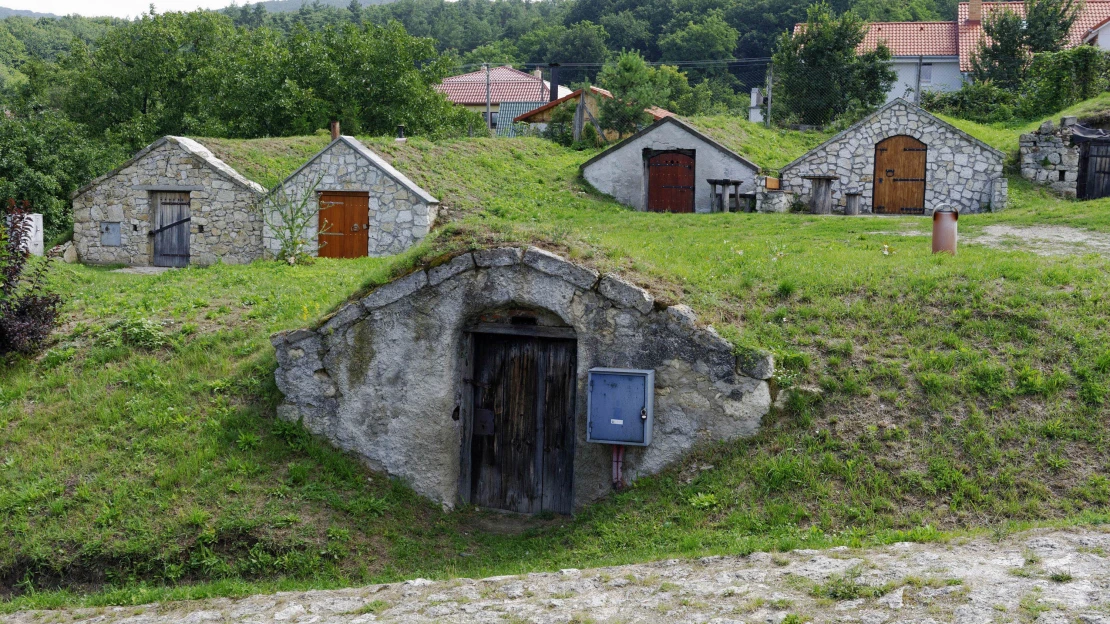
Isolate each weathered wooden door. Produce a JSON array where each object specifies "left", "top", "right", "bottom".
[
  {"left": 152, "top": 192, "right": 191, "bottom": 268},
  {"left": 469, "top": 333, "right": 577, "bottom": 514},
  {"left": 317, "top": 192, "right": 369, "bottom": 258},
  {"left": 1078, "top": 142, "right": 1110, "bottom": 200},
  {"left": 873, "top": 136, "right": 927, "bottom": 214},
  {"left": 647, "top": 151, "right": 695, "bottom": 213}
]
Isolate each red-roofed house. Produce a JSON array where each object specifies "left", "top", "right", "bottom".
[
  {"left": 434, "top": 66, "right": 572, "bottom": 133},
  {"left": 809, "top": 0, "right": 1110, "bottom": 103}
]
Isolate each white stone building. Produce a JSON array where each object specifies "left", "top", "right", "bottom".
[
  {"left": 580, "top": 117, "right": 760, "bottom": 214},
  {"left": 264, "top": 136, "right": 439, "bottom": 258},
  {"left": 72, "top": 136, "right": 266, "bottom": 267},
  {"left": 780, "top": 98, "right": 1007, "bottom": 214}
]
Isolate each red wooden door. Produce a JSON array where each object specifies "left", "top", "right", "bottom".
[
  {"left": 873, "top": 136, "right": 927, "bottom": 214},
  {"left": 317, "top": 192, "right": 369, "bottom": 258},
  {"left": 647, "top": 152, "right": 695, "bottom": 213}
]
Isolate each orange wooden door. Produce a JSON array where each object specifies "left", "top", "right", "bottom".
[
  {"left": 647, "top": 152, "right": 695, "bottom": 213},
  {"left": 317, "top": 192, "right": 369, "bottom": 258},
  {"left": 873, "top": 136, "right": 927, "bottom": 214}
]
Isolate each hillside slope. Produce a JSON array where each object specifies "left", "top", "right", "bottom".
[{"left": 5, "top": 123, "right": 1110, "bottom": 610}]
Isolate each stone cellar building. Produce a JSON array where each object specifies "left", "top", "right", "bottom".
[
  {"left": 271, "top": 247, "right": 773, "bottom": 514},
  {"left": 263, "top": 136, "right": 440, "bottom": 259},
  {"left": 781, "top": 99, "right": 1008, "bottom": 215},
  {"left": 72, "top": 136, "right": 266, "bottom": 267}
]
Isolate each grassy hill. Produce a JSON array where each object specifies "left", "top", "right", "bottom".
[{"left": 4, "top": 113, "right": 1110, "bottom": 610}]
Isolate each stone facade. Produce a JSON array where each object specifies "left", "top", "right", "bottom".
[
  {"left": 72, "top": 137, "right": 265, "bottom": 266},
  {"left": 580, "top": 117, "right": 761, "bottom": 213},
  {"left": 781, "top": 99, "right": 1008, "bottom": 214},
  {"left": 271, "top": 247, "right": 773, "bottom": 510},
  {"left": 1020, "top": 118, "right": 1081, "bottom": 197},
  {"left": 263, "top": 136, "right": 439, "bottom": 258}
]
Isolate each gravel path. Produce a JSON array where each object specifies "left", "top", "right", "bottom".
[
  {"left": 969, "top": 225, "right": 1110, "bottom": 257},
  {"left": 6, "top": 528, "right": 1110, "bottom": 624}
]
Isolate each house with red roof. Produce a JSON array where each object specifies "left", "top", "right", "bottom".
[
  {"left": 434, "top": 66, "right": 572, "bottom": 135},
  {"left": 840, "top": 0, "right": 1110, "bottom": 103}
]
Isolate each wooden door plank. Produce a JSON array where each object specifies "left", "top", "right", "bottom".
[{"left": 541, "top": 339, "right": 576, "bottom": 514}]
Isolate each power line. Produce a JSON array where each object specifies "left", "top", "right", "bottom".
[{"left": 454, "top": 58, "right": 772, "bottom": 71}]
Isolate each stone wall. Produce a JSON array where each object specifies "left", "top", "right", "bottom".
[
  {"left": 1020, "top": 118, "right": 1080, "bottom": 197},
  {"left": 271, "top": 247, "right": 773, "bottom": 510},
  {"left": 263, "top": 137, "right": 439, "bottom": 258},
  {"left": 73, "top": 137, "right": 265, "bottom": 266},
  {"left": 781, "top": 99, "right": 1007, "bottom": 214}
]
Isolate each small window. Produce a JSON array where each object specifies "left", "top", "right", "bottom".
[
  {"left": 482, "top": 111, "right": 499, "bottom": 129},
  {"left": 1059, "top": 170, "right": 1067, "bottom": 181},
  {"left": 920, "top": 64, "right": 933, "bottom": 85},
  {"left": 198, "top": 224, "right": 205, "bottom": 233},
  {"left": 100, "top": 222, "right": 121, "bottom": 247}
]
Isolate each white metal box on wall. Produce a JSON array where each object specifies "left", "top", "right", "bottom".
[{"left": 586, "top": 368, "right": 655, "bottom": 446}]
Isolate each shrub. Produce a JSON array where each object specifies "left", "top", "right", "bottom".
[
  {"left": 921, "top": 82, "right": 1018, "bottom": 124},
  {"left": 0, "top": 204, "right": 62, "bottom": 356}
]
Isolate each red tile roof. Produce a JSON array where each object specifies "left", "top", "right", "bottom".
[
  {"left": 958, "top": 1, "right": 1110, "bottom": 70},
  {"left": 860, "top": 22, "right": 959, "bottom": 56},
  {"left": 435, "top": 66, "right": 570, "bottom": 105},
  {"left": 513, "top": 86, "right": 674, "bottom": 123}
]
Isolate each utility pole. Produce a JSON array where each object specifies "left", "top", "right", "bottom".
[
  {"left": 765, "top": 61, "right": 773, "bottom": 129},
  {"left": 914, "top": 55, "right": 923, "bottom": 104},
  {"left": 484, "top": 63, "right": 492, "bottom": 133}
]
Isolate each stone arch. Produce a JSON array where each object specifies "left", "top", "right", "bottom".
[{"left": 272, "top": 246, "right": 773, "bottom": 510}]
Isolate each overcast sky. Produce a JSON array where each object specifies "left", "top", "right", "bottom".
[{"left": 4, "top": 0, "right": 232, "bottom": 18}]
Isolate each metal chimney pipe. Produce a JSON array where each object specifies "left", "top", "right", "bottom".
[
  {"left": 548, "top": 63, "right": 560, "bottom": 102},
  {"left": 329, "top": 120, "right": 340, "bottom": 140}
]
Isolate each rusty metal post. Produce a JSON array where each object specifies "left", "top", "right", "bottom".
[{"left": 932, "top": 205, "right": 958, "bottom": 254}]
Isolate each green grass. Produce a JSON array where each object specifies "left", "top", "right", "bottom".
[
  {"left": 936, "top": 92, "right": 1110, "bottom": 152},
  {"left": 6, "top": 114, "right": 1110, "bottom": 610},
  {"left": 685, "top": 115, "right": 834, "bottom": 174}
]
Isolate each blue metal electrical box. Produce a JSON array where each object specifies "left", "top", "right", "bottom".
[{"left": 586, "top": 368, "right": 655, "bottom": 446}]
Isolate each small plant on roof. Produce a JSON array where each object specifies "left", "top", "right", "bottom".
[
  {"left": 0, "top": 199, "right": 62, "bottom": 356},
  {"left": 264, "top": 176, "right": 329, "bottom": 265}
]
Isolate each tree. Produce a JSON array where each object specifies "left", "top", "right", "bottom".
[
  {"left": 659, "top": 14, "right": 738, "bottom": 73},
  {"left": 597, "top": 51, "right": 660, "bottom": 134},
  {"left": 771, "top": 2, "right": 895, "bottom": 125},
  {"left": 460, "top": 40, "right": 520, "bottom": 67},
  {"left": 971, "top": 9, "right": 1030, "bottom": 89},
  {"left": 1024, "top": 0, "right": 1082, "bottom": 52}
]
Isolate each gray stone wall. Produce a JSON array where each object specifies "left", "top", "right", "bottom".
[
  {"left": 781, "top": 99, "right": 1007, "bottom": 214},
  {"left": 271, "top": 247, "right": 772, "bottom": 510},
  {"left": 263, "top": 138, "right": 438, "bottom": 258},
  {"left": 1020, "top": 119, "right": 1080, "bottom": 197},
  {"left": 73, "top": 138, "right": 264, "bottom": 266}
]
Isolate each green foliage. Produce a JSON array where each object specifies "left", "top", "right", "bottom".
[
  {"left": 1023, "top": 0, "right": 1082, "bottom": 52},
  {"left": 771, "top": 2, "right": 896, "bottom": 126},
  {"left": 921, "top": 82, "right": 1019, "bottom": 124},
  {"left": 972, "top": 9, "right": 1030, "bottom": 89},
  {"left": 597, "top": 51, "right": 656, "bottom": 135},
  {"left": 659, "top": 14, "right": 739, "bottom": 74}
]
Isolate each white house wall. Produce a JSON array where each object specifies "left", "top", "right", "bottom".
[
  {"left": 885, "top": 57, "right": 964, "bottom": 103},
  {"left": 582, "top": 122, "right": 759, "bottom": 213}
]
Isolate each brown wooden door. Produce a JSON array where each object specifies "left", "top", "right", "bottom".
[
  {"left": 873, "top": 136, "right": 927, "bottom": 214},
  {"left": 152, "top": 192, "right": 191, "bottom": 268},
  {"left": 1078, "top": 142, "right": 1110, "bottom": 200},
  {"left": 317, "top": 192, "right": 369, "bottom": 258},
  {"left": 647, "top": 151, "right": 695, "bottom": 213},
  {"left": 469, "top": 333, "right": 577, "bottom": 515}
]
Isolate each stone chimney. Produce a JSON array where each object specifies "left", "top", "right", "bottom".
[
  {"left": 533, "top": 69, "right": 543, "bottom": 80},
  {"left": 967, "top": 0, "right": 982, "bottom": 23},
  {"left": 330, "top": 120, "right": 340, "bottom": 140}
]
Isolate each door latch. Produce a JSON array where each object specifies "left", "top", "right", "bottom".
[{"left": 640, "top": 407, "right": 648, "bottom": 420}]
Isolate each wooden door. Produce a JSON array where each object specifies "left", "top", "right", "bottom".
[
  {"left": 152, "top": 192, "right": 191, "bottom": 268},
  {"left": 469, "top": 333, "right": 577, "bottom": 515},
  {"left": 317, "top": 192, "right": 369, "bottom": 258},
  {"left": 1078, "top": 142, "right": 1110, "bottom": 200},
  {"left": 647, "top": 151, "right": 695, "bottom": 213},
  {"left": 873, "top": 136, "right": 927, "bottom": 214}
]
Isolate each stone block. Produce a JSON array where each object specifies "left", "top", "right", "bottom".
[
  {"left": 474, "top": 247, "right": 523, "bottom": 267},
  {"left": 319, "top": 302, "right": 364, "bottom": 335},
  {"left": 361, "top": 270, "right": 428, "bottom": 311},
  {"left": 523, "top": 247, "right": 598, "bottom": 289},
  {"left": 427, "top": 253, "right": 475, "bottom": 286},
  {"left": 598, "top": 274, "right": 654, "bottom": 314},
  {"left": 736, "top": 347, "right": 774, "bottom": 380}
]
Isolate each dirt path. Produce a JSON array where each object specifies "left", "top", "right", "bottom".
[
  {"left": 970, "top": 225, "right": 1110, "bottom": 256},
  {"left": 6, "top": 528, "right": 1110, "bottom": 623}
]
